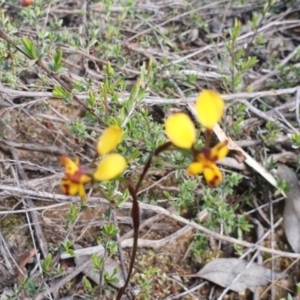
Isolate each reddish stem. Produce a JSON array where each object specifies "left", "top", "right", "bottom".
[{"left": 205, "top": 129, "right": 212, "bottom": 148}]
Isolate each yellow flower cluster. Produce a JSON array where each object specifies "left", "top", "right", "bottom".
[
  {"left": 61, "top": 126, "right": 126, "bottom": 201},
  {"left": 165, "top": 90, "right": 228, "bottom": 187},
  {"left": 60, "top": 90, "right": 229, "bottom": 201}
]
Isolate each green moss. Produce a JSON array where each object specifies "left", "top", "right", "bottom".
[{"left": 0, "top": 215, "right": 23, "bottom": 228}]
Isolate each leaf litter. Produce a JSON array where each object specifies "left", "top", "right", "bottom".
[
  {"left": 1, "top": 0, "right": 300, "bottom": 299},
  {"left": 277, "top": 164, "right": 300, "bottom": 253},
  {"left": 195, "top": 258, "right": 286, "bottom": 293}
]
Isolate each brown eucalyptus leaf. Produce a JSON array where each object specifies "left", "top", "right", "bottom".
[
  {"left": 196, "top": 258, "right": 284, "bottom": 292},
  {"left": 277, "top": 164, "right": 300, "bottom": 252}
]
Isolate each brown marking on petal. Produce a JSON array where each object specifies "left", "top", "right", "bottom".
[
  {"left": 195, "top": 152, "right": 211, "bottom": 169},
  {"left": 201, "top": 148, "right": 213, "bottom": 160},
  {"left": 67, "top": 168, "right": 91, "bottom": 184},
  {"left": 62, "top": 183, "right": 70, "bottom": 195},
  {"left": 195, "top": 152, "right": 201, "bottom": 162},
  {"left": 209, "top": 141, "right": 229, "bottom": 162},
  {"left": 195, "top": 149, "right": 208, "bottom": 161},
  {"left": 208, "top": 148, "right": 219, "bottom": 161},
  {"left": 209, "top": 154, "right": 218, "bottom": 162},
  {"left": 209, "top": 175, "right": 220, "bottom": 187},
  {"left": 66, "top": 172, "right": 80, "bottom": 183}
]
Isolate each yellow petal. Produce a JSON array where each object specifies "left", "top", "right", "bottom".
[
  {"left": 78, "top": 184, "right": 87, "bottom": 200},
  {"left": 93, "top": 153, "right": 127, "bottom": 181},
  {"left": 187, "top": 162, "right": 204, "bottom": 175},
  {"left": 203, "top": 164, "right": 223, "bottom": 187},
  {"left": 61, "top": 178, "right": 79, "bottom": 195},
  {"left": 196, "top": 90, "right": 224, "bottom": 129},
  {"left": 97, "top": 126, "right": 123, "bottom": 155},
  {"left": 78, "top": 173, "right": 92, "bottom": 184},
  {"left": 165, "top": 113, "right": 196, "bottom": 149},
  {"left": 60, "top": 156, "right": 79, "bottom": 175},
  {"left": 209, "top": 141, "right": 229, "bottom": 162}
]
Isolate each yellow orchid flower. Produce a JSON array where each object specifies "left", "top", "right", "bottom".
[
  {"left": 60, "top": 156, "right": 92, "bottom": 200},
  {"left": 187, "top": 141, "right": 229, "bottom": 187},
  {"left": 60, "top": 156, "right": 92, "bottom": 184},
  {"left": 164, "top": 90, "right": 228, "bottom": 187},
  {"left": 59, "top": 125, "right": 127, "bottom": 202},
  {"left": 94, "top": 125, "right": 127, "bottom": 182},
  {"left": 61, "top": 177, "right": 87, "bottom": 200}
]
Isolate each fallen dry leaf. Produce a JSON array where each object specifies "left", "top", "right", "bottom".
[
  {"left": 17, "top": 248, "right": 37, "bottom": 279},
  {"left": 277, "top": 164, "right": 300, "bottom": 253},
  {"left": 195, "top": 258, "right": 285, "bottom": 292}
]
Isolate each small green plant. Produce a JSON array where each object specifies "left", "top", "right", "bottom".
[
  {"left": 261, "top": 121, "right": 280, "bottom": 145},
  {"left": 16, "top": 277, "right": 38, "bottom": 297},
  {"left": 90, "top": 253, "right": 120, "bottom": 292},
  {"left": 227, "top": 103, "right": 247, "bottom": 137},
  {"left": 52, "top": 86, "right": 71, "bottom": 103},
  {"left": 103, "top": 268, "right": 120, "bottom": 286},
  {"left": 172, "top": 178, "right": 198, "bottom": 212},
  {"left": 191, "top": 235, "right": 209, "bottom": 260},
  {"left": 67, "top": 119, "right": 87, "bottom": 138},
  {"left": 21, "top": 37, "right": 40, "bottom": 59},
  {"left": 41, "top": 253, "right": 53, "bottom": 274},
  {"left": 136, "top": 266, "right": 160, "bottom": 300},
  {"left": 222, "top": 18, "right": 258, "bottom": 92},
  {"left": 91, "top": 253, "right": 104, "bottom": 270},
  {"left": 288, "top": 133, "right": 300, "bottom": 149},
  {"left": 202, "top": 173, "right": 250, "bottom": 234},
  {"left": 62, "top": 239, "right": 75, "bottom": 256},
  {"left": 64, "top": 204, "right": 79, "bottom": 228},
  {"left": 48, "top": 48, "right": 67, "bottom": 73},
  {"left": 275, "top": 179, "right": 290, "bottom": 196}
]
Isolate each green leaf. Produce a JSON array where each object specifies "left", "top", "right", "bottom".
[
  {"left": 108, "top": 277, "right": 120, "bottom": 284},
  {"left": 21, "top": 37, "right": 38, "bottom": 59},
  {"left": 54, "top": 48, "right": 63, "bottom": 66},
  {"left": 52, "top": 86, "right": 65, "bottom": 98},
  {"left": 52, "top": 86, "right": 70, "bottom": 99},
  {"left": 86, "top": 91, "right": 96, "bottom": 107},
  {"left": 82, "top": 276, "right": 93, "bottom": 292},
  {"left": 66, "top": 249, "right": 75, "bottom": 256},
  {"left": 91, "top": 253, "right": 103, "bottom": 269},
  {"left": 42, "top": 253, "right": 52, "bottom": 273}
]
